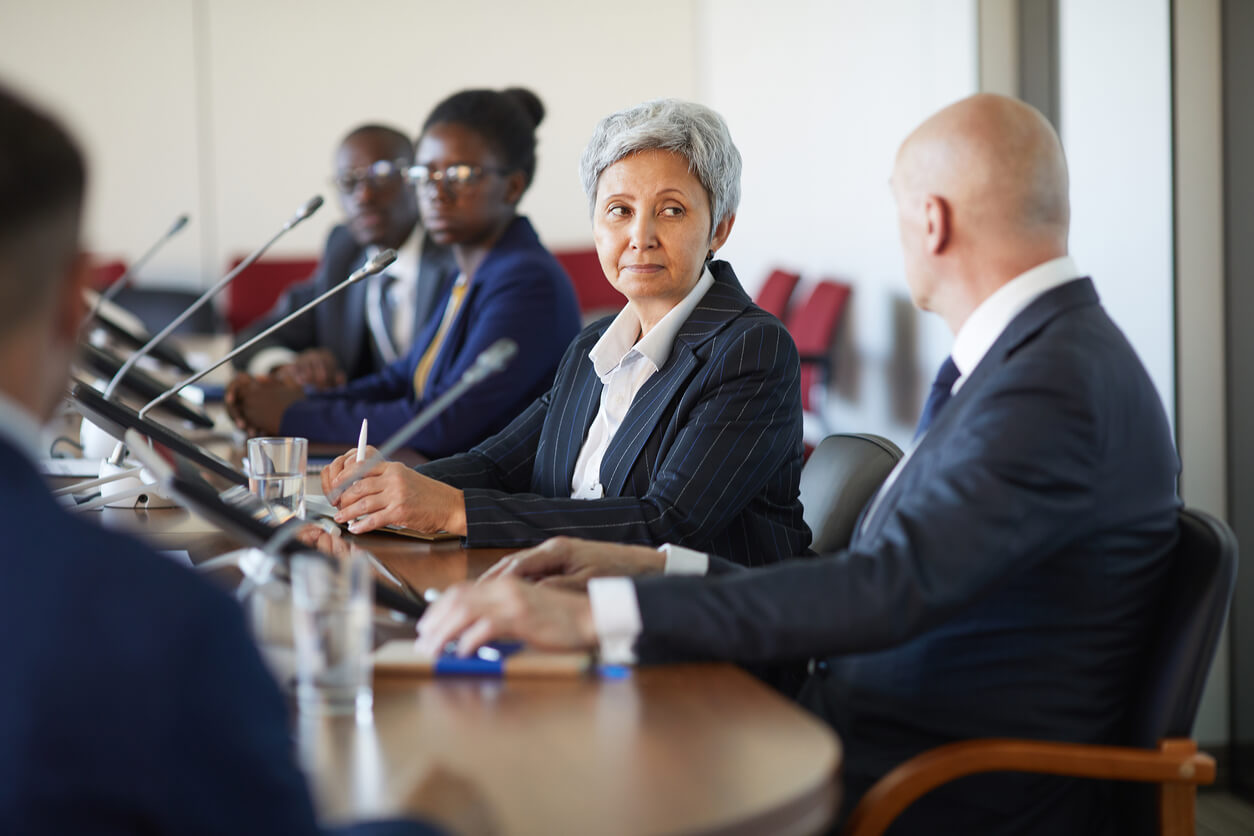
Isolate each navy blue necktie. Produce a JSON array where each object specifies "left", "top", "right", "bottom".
[{"left": 913, "top": 356, "right": 960, "bottom": 441}]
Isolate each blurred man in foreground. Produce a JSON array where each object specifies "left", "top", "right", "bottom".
[{"left": 0, "top": 83, "right": 480, "bottom": 836}]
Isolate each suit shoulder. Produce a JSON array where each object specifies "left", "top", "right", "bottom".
[
  {"left": 484, "top": 243, "right": 571, "bottom": 289},
  {"left": 707, "top": 304, "right": 801, "bottom": 362},
  {"left": 325, "top": 223, "right": 356, "bottom": 252},
  {"left": 34, "top": 507, "right": 239, "bottom": 629},
  {"left": 1007, "top": 303, "right": 1148, "bottom": 387}
]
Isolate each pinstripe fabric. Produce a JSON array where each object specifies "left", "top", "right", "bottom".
[{"left": 417, "top": 261, "right": 812, "bottom": 568}]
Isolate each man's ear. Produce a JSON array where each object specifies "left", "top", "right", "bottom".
[
  {"left": 58, "top": 251, "right": 92, "bottom": 343},
  {"left": 708, "top": 213, "right": 736, "bottom": 255},
  {"left": 923, "top": 195, "right": 951, "bottom": 255}
]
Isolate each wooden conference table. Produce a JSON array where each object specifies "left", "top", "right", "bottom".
[{"left": 91, "top": 460, "right": 841, "bottom": 834}]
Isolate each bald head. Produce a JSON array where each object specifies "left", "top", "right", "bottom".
[
  {"left": 896, "top": 93, "right": 1069, "bottom": 243},
  {"left": 891, "top": 95, "right": 1071, "bottom": 329}
]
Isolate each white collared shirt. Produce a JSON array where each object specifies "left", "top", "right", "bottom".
[
  {"left": 853, "top": 255, "right": 1081, "bottom": 536},
  {"left": 0, "top": 389, "right": 47, "bottom": 463},
  {"left": 247, "top": 227, "right": 424, "bottom": 374},
  {"left": 949, "top": 255, "right": 1079, "bottom": 392},
  {"left": 587, "top": 255, "right": 1083, "bottom": 665},
  {"left": 569, "top": 268, "right": 714, "bottom": 500}
]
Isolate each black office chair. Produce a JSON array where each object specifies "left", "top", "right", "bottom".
[
  {"left": 800, "top": 433, "right": 903, "bottom": 553},
  {"left": 112, "top": 286, "right": 222, "bottom": 335},
  {"left": 842, "top": 507, "right": 1238, "bottom": 836}
]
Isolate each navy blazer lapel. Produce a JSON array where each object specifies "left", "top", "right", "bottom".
[
  {"left": 601, "top": 346, "right": 700, "bottom": 496},
  {"left": 919, "top": 277, "right": 1098, "bottom": 448},
  {"left": 858, "top": 277, "right": 1099, "bottom": 541},
  {"left": 413, "top": 216, "right": 540, "bottom": 388},
  {"left": 599, "top": 262, "right": 751, "bottom": 497},
  {"left": 546, "top": 351, "right": 604, "bottom": 495}
]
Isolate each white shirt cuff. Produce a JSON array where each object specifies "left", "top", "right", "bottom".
[
  {"left": 659, "top": 543, "right": 709, "bottom": 575},
  {"left": 247, "top": 347, "right": 298, "bottom": 376},
  {"left": 587, "top": 578, "right": 641, "bottom": 665}
]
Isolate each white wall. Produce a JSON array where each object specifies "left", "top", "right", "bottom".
[
  {"left": 0, "top": 0, "right": 698, "bottom": 287},
  {"left": 696, "top": 0, "right": 979, "bottom": 446},
  {"left": 0, "top": 1, "right": 207, "bottom": 287},
  {"left": 1059, "top": 0, "right": 1175, "bottom": 426}
]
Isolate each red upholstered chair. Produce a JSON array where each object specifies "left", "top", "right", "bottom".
[
  {"left": 223, "top": 256, "right": 320, "bottom": 333},
  {"left": 90, "top": 259, "right": 127, "bottom": 292},
  {"left": 553, "top": 247, "right": 624, "bottom": 319},
  {"left": 784, "top": 280, "right": 852, "bottom": 414},
  {"left": 753, "top": 268, "right": 801, "bottom": 321}
]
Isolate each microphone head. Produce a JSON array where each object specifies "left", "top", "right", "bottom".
[
  {"left": 476, "top": 338, "right": 518, "bottom": 374},
  {"left": 285, "top": 195, "right": 324, "bottom": 228},
  {"left": 168, "top": 214, "right": 190, "bottom": 236},
  {"left": 365, "top": 248, "right": 398, "bottom": 274},
  {"left": 343, "top": 248, "right": 397, "bottom": 286}
]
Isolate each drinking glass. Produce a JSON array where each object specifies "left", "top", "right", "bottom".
[
  {"left": 290, "top": 546, "right": 374, "bottom": 718},
  {"left": 247, "top": 436, "right": 308, "bottom": 521}
]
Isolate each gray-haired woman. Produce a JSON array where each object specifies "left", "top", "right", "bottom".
[{"left": 322, "top": 99, "right": 811, "bottom": 569}]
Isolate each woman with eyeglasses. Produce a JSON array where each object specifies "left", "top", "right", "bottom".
[
  {"left": 228, "top": 88, "right": 582, "bottom": 459},
  {"left": 321, "top": 99, "right": 811, "bottom": 569}
]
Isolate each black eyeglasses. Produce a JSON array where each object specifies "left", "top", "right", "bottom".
[
  {"left": 332, "top": 158, "right": 409, "bottom": 194},
  {"left": 406, "top": 164, "right": 510, "bottom": 191}
]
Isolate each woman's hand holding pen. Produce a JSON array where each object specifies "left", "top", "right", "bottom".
[{"left": 322, "top": 445, "right": 467, "bottom": 536}]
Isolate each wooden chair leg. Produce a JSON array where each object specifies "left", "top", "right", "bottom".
[
  {"left": 1158, "top": 784, "right": 1197, "bottom": 836},
  {"left": 1158, "top": 739, "right": 1199, "bottom": 836}
]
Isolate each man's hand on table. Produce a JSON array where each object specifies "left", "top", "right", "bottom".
[
  {"left": 224, "top": 372, "right": 305, "bottom": 435},
  {"left": 271, "top": 348, "right": 345, "bottom": 390},
  {"left": 415, "top": 577, "right": 598, "bottom": 659},
  {"left": 478, "top": 537, "right": 665, "bottom": 590},
  {"left": 322, "top": 444, "right": 467, "bottom": 536}
]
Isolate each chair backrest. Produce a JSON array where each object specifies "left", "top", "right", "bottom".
[
  {"left": 552, "top": 247, "right": 623, "bottom": 319},
  {"left": 785, "top": 280, "right": 852, "bottom": 411},
  {"left": 223, "top": 256, "right": 320, "bottom": 333},
  {"left": 1129, "top": 507, "right": 1238, "bottom": 747},
  {"left": 800, "top": 433, "right": 903, "bottom": 553},
  {"left": 754, "top": 269, "right": 801, "bottom": 321},
  {"left": 111, "top": 286, "right": 222, "bottom": 336}
]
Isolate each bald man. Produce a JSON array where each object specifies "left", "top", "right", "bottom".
[{"left": 410, "top": 94, "right": 1181, "bottom": 833}]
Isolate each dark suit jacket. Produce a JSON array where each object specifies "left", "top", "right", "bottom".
[
  {"left": 280, "top": 216, "right": 581, "bottom": 458},
  {"left": 417, "top": 260, "right": 811, "bottom": 567},
  {"left": 629, "top": 279, "right": 1180, "bottom": 834},
  {"left": 232, "top": 224, "right": 455, "bottom": 380},
  {"left": 0, "top": 438, "right": 437, "bottom": 835}
]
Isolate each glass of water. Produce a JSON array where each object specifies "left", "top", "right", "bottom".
[
  {"left": 246, "top": 436, "right": 308, "bottom": 521},
  {"left": 290, "top": 545, "right": 373, "bottom": 719}
]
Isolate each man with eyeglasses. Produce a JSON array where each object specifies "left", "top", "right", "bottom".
[{"left": 230, "top": 124, "right": 454, "bottom": 388}]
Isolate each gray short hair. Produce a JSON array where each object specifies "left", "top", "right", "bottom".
[{"left": 579, "top": 99, "right": 742, "bottom": 233}]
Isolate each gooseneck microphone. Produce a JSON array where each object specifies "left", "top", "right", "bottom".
[
  {"left": 137, "top": 248, "right": 397, "bottom": 421},
  {"left": 102, "top": 196, "right": 324, "bottom": 401},
  {"left": 87, "top": 213, "right": 191, "bottom": 323},
  {"left": 325, "top": 337, "right": 518, "bottom": 504}
]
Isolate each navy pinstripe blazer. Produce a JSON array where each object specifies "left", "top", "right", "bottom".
[{"left": 417, "top": 261, "right": 812, "bottom": 567}]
